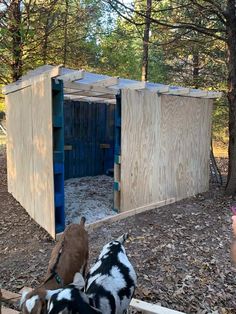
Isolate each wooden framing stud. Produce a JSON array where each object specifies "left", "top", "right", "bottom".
[
  {"left": 63, "top": 81, "right": 118, "bottom": 96},
  {"left": 152, "top": 85, "right": 170, "bottom": 93},
  {"left": 205, "top": 91, "right": 222, "bottom": 98},
  {"left": 124, "top": 81, "right": 147, "bottom": 90},
  {"left": 168, "top": 87, "right": 190, "bottom": 95},
  {"left": 93, "top": 77, "right": 119, "bottom": 87},
  {"left": 64, "top": 90, "right": 116, "bottom": 99},
  {"left": 57, "top": 70, "right": 84, "bottom": 82},
  {"left": 2, "top": 66, "right": 61, "bottom": 95},
  {"left": 84, "top": 198, "right": 175, "bottom": 232},
  {"left": 188, "top": 90, "right": 208, "bottom": 98}
]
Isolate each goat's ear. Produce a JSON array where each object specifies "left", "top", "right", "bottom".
[
  {"left": 116, "top": 233, "right": 129, "bottom": 244},
  {"left": 45, "top": 290, "right": 53, "bottom": 301},
  {"left": 45, "top": 289, "right": 61, "bottom": 300},
  {"left": 80, "top": 216, "right": 86, "bottom": 226},
  {"left": 73, "top": 272, "right": 85, "bottom": 289}
]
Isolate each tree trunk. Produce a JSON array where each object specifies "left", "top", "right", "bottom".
[
  {"left": 192, "top": 51, "right": 199, "bottom": 89},
  {"left": 225, "top": 0, "right": 236, "bottom": 195},
  {"left": 42, "top": 24, "right": 49, "bottom": 65},
  {"left": 9, "top": 0, "right": 22, "bottom": 82},
  {"left": 63, "top": 0, "right": 69, "bottom": 66},
  {"left": 141, "top": 0, "right": 152, "bottom": 82}
]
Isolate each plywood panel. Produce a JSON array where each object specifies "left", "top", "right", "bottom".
[
  {"left": 121, "top": 90, "right": 212, "bottom": 212},
  {"left": 6, "top": 87, "right": 34, "bottom": 214},
  {"left": 31, "top": 78, "right": 55, "bottom": 237},
  {"left": 6, "top": 72, "right": 57, "bottom": 237}
]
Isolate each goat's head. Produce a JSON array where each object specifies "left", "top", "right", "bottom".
[
  {"left": 47, "top": 273, "right": 101, "bottom": 314},
  {"left": 20, "top": 288, "right": 48, "bottom": 314}
]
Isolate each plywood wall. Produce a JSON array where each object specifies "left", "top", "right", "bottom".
[
  {"left": 121, "top": 90, "right": 213, "bottom": 212},
  {"left": 6, "top": 75, "right": 56, "bottom": 237}
]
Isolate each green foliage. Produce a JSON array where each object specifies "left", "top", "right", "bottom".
[
  {"left": 212, "top": 96, "right": 229, "bottom": 145},
  {"left": 0, "top": 100, "right": 5, "bottom": 113},
  {"left": 0, "top": 85, "right": 6, "bottom": 113},
  {"left": 97, "top": 20, "right": 142, "bottom": 79},
  {"left": 0, "top": 0, "right": 229, "bottom": 144}
]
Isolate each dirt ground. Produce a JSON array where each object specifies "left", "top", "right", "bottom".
[{"left": 0, "top": 146, "right": 236, "bottom": 314}]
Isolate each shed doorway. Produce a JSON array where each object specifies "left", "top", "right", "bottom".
[{"left": 63, "top": 99, "right": 117, "bottom": 226}]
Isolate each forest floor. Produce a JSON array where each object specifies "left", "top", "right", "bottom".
[{"left": 0, "top": 146, "right": 236, "bottom": 314}]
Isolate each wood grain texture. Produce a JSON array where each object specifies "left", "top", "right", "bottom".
[
  {"left": 31, "top": 78, "right": 55, "bottom": 238},
  {"left": 130, "top": 298, "right": 186, "bottom": 314},
  {"left": 6, "top": 75, "right": 55, "bottom": 238},
  {"left": 6, "top": 87, "right": 34, "bottom": 213},
  {"left": 3, "top": 65, "right": 60, "bottom": 95},
  {"left": 2, "top": 307, "right": 20, "bottom": 314},
  {"left": 1, "top": 289, "right": 20, "bottom": 304},
  {"left": 121, "top": 89, "right": 212, "bottom": 212}
]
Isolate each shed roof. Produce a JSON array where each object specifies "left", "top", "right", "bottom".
[{"left": 3, "top": 65, "right": 222, "bottom": 102}]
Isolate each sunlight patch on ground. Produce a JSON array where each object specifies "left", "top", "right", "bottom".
[
  {"left": 0, "top": 135, "right": 6, "bottom": 146},
  {"left": 213, "top": 141, "right": 228, "bottom": 158}
]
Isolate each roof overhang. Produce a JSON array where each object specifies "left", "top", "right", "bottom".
[{"left": 2, "top": 65, "right": 222, "bottom": 102}]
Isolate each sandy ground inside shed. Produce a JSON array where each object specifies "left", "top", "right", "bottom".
[
  {"left": 65, "top": 175, "right": 115, "bottom": 225},
  {"left": 0, "top": 145, "right": 236, "bottom": 313}
]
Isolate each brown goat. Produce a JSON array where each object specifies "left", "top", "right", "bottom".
[
  {"left": 21, "top": 217, "right": 88, "bottom": 313},
  {"left": 44, "top": 217, "right": 88, "bottom": 289}
]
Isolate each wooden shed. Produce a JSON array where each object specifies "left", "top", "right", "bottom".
[{"left": 3, "top": 65, "right": 221, "bottom": 238}]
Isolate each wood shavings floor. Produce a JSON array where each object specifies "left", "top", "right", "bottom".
[{"left": 64, "top": 175, "right": 116, "bottom": 225}]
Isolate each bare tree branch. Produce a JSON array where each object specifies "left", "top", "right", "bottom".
[{"left": 104, "top": 0, "right": 226, "bottom": 41}]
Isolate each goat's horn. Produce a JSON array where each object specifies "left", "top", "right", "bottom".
[{"left": 117, "top": 233, "right": 129, "bottom": 244}]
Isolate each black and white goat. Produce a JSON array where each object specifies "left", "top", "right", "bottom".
[
  {"left": 85, "top": 233, "right": 137, "bottom": 314},
  {"left": 46, "top": 273, "right": 101, "bottom": 314},
  {"left": 41, "top": 234, "right": 136, "bottom": 314}
]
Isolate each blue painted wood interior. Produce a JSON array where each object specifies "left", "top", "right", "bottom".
[
  {"left": 115, "top": 94, "right": 121, "bottom": 158},
  {"left": 52, "top": 79, "right": 65, "bottom": 234},
  {"left": 64, "top": 100, "right": 115, "bottom": 179},
  {"left": 114, "top": 94, "right": 121, "bottom": 212}
]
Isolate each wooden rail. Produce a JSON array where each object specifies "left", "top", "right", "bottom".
[
  {"left": 1, "top": 288, "right": 187, "bottom": 314},
  {"left": 130, "top": 298, "right": 186, "bottom": 314}
]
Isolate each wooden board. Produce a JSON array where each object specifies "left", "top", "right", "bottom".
[
  {"left": 0, "top": 287, "right": 186, "bottom": 314},
  {"left": 6, "top": 87, "right": 34, "bottom": 213},
  {"left": 1, "top": 289, "right": 20, "bottom": 304},
  {"left": 121, "top": 90, "right": 212, "bottom": 212},
  {"left": 130, "top": 298, "right": 186, "bottom": 314},
  {"left": 31, "top": 77, "right": 55, "bottom": 237},
  {"left": 6, "top": 70, "right": 57, "bottom": 238},
  {"left": 56, "top": 198, "right": 175, "bottom": 240},
  {"left": 2, "top": 65, "right": 61, "bottom": 95},
  {"left": 2, "top": 307, "right": 20, "bottom": 314}
]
